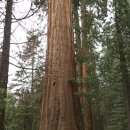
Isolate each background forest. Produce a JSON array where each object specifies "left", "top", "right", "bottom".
[{"left": 0, "top": 0, "right": 130, "bottom": 130}]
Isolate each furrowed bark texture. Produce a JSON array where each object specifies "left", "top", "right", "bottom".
[
  {"left": 39, "top": 0, "right": 84, "bottom": 130},
  {"left": 0, "top": 1, "right": 13, "bottom": 130},
  {"left": 81, "top": 2, "right": 93, "bottom": 130}
]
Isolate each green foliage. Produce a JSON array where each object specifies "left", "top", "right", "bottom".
[
  {"left": 3, "top": 0, "right": 130, "bottom": 129},
  {"left": 5, "top": 30, "right": 44, "bottom": 130},
  {"left": 5, "top": 81, "right": 43, "bottom": 130},
  {"left": 73, "top": 0, "right": 130, "bottom": 129}
]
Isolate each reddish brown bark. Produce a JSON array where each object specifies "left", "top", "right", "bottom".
[
  {"left": 81, "top": 1, "right": 93, "bottom": 130},
  {"left": 82, "top": 59, "right": 93, "bottom": 130},
  {"left": 39, "top": 0, "right": 84, "bottom": 130}
]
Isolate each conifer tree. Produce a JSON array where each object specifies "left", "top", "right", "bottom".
[
  {"left": 80, "top": 1, "right": 93, "bottom": 130},
  {"left": 0, "top": 1, "right": 13, "bottom": 130},
  {"left": 39, "top": 0, "right": 84, "bottom": 130}
]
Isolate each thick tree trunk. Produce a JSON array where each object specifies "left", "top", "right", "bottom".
[
  {"left": 0, "top": 1, "right": 13, "bottom": 130},
  {"left": 39, "top": 0, "right": 84, "bottom": 130},
  {"left": 81, "top": 2, "right": 93, "bottom": 130}
]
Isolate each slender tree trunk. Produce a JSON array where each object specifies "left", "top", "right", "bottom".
[
  {"left": 73, "top": 0, "right": 83, "bottom": 95},
  {"left": 39, "top": 0, "right": 84, "bottom": 130},
  {"left": 0, "top": 1, "right": 13, "bottom": 130},
  {"left": 93, "top": 81, "right": 104, "bottom": 130},
  {"left": 91, "top": 55, "right": 104, "bottom": 130},
  {"left": 81, "top": 1, "right": 93, "bottom": 130},
  {"left": 114, "top": 1, "right": 130, "bottom": 129},
  {"left": 73, "top": 0, "right": 81, "bottom": 56}
]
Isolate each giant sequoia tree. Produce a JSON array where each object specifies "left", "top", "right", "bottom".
[{"left": 39, "top": 0, "right": 84, "bottom": 130}]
